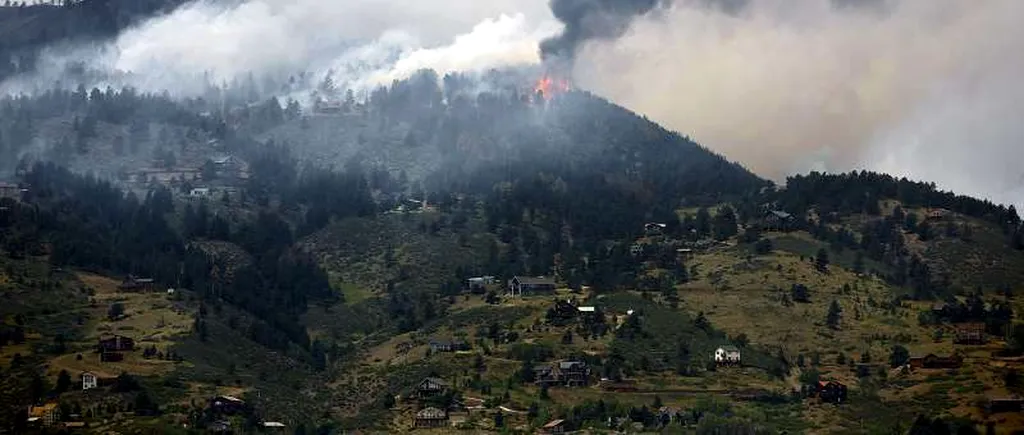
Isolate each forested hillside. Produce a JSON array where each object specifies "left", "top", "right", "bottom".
[{"left": 1, "top": 63, "right": 1023, "bottom": 433}]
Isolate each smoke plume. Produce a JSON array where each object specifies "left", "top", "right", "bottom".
[
  {"left": 570, "top": 0, "right": 1024, "bottom": 208},
  {"left": 1, "top": 0, "right": 558, "bottom": 97}
]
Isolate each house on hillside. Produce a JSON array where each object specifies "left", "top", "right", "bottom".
[
  {"left": 954, "top": 323, "right": 986, "bottom": 344},
  {"left": 429, "top": 339, "right": 469, "bottom": 353},
  {"left": 817, "top": 380, "right": 848, "bottom": 404},
  {"left": 988, "top": 397, "right": 1024, "bottom": 414},
  {"left": 81, "top": 372, "right": 116, "bottom": 390},
  {"left": 534, "top": 364, "right": 564, "bottom": 387},
  {"left": 466, "top": 276, "right": 495, "bottom": 292},
  {"left": 118, "top": 275, "right": 156, "bottom": 292},
  {"left": 926, "top": 209, "right": 951, "bottom": 221},
  {"left": 207, "top": 155, "right": 250, "bottom": 183},
  {"left": 0, "top": 182, "right": 23, "bottom": 202},
  {"left": 644, "top": 222, "right": 667, "bottom": 235},
  {"left": 533, "top": 361, "right": 590, "bottom": 387},
  {"left": 210, "top": 395, "right": 246, "bottom": 415},
  {"left": 508, "top": 276, "right": 556, "bottom": 297},
  {"left": 540, "top": 419, "right": 567, "bottom": 434},
  {"left": 559, "top": 361, "right": 591, "bottom": 386},
  {"left": 908, "top": 353, "right": 963, "bottom": 370},
  {"left": 190, "top": 187, "right": 212, "bottom": 198},
  {"left": 414, "top": 377, "right": 449, "bottom": 398},
  {"left": 28, "top": 403, "right": 61, "bottom": 427},
  {"left": 763, "top": 210, "right": 795, "bottom": 232},
  {"left": 714, "top": 345, "right": 741, "bottom": 365},
  {"left": 98, "top": 335, "right": 135, "bottom": 352},
  {"left": 548, "top": 300, "right": 579, "bottom": 322},
  {"left": 414, "top": 407, "right": 448, "bottom": 428}
]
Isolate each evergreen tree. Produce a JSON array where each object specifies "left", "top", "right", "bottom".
[
  {"left": 826, "top": 300, "right": 842, "bottom": 329},
  {"left": 815, "top": 248, "right": 830, "bottom": 273}
]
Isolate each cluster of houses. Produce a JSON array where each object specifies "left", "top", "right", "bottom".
[{"left": 124, "top": 154, "right": 249, "bottom": 198}]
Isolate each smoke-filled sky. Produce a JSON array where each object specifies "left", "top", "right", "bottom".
[{"left": 3, "top": 0, "right": 1022, "bottom": 208}]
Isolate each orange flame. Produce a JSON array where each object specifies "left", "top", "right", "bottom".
[{"left": 534, "top": 75, "right": 571, "bottom": 101}]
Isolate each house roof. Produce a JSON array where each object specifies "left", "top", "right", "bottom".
[
  {"left": 421, "top": 377, "right": 449, "bottom": 386},
  {"left": 29, "top": 403, "right": 58, "bottom": 417},
  {"left": 262, "top": 422, "right": 286, "bottom": 427},
  {"left": 515, "top": 276, "right": 556, "bottom": 286},
  {"left": 416, "top": 407, "right": 447, "bottom": 419},
  {"left": 543, "top": 419, "right": 566, "bottom": 428},
  {"left": 559, "top": 361, "right": 586, "bottom": 369},
  {"left": 577, "top": 306, "right": 596, "bottom": 312},
  {"left": 769, "top": 210, "right": 793, "bottom": 219}
]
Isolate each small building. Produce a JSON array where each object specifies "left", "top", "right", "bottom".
[
  {"left": 547, "top": 300, "right": 579, "bottom": 322},
  {"left": 210, "top": 395, "right": 246, "bottom": 415},
  {"left": 988, "top": 397, "right": 1024, "bottom": 414},
  {"left": 644, "top": 222, "right": 667, "bottom": 235},
  {"left": 190, "top": 187, "right": 212, "bottom": 198},
  {"left": 467, "top": 276, "right": 495, "bottom": 292},
  {"left": 415, "top": 377, "right": 449, "bottom": 398},
  {"left": 715, "top": 345, "right": 741, "bottom": 365},
  {"left": 508, "top": 276, "right": 556, "bottom": 297},
  {"left": 559, "top": 361, "right": 591, "bottom": 386},
  {"left": 534, "top": 364, "right": 564, "bottom": 387},
  {"left": 953, "top": 323, "right": 986, "bottom": 344},
  {"left": 763, "top": 210, "right": 795, "bottom": 232},
  {"left": 262, "top": 422, "right": 286, "bottom": 430},
  {"left": 98, "top": 334, "right": 135, "bottom": 352},
  {"left": 80, "top": 371, "right": 115, "bottom": 390},
  {"left": 0, "top": 182, "right": 22, "bottom": 202},
  {"left": 577, "top": 306, "right": 597, "bottom": 315},
  {"left": 817, "top": 380, "right": 848, "bottom": 404},
  {"left": 540, "top": 419, "right": 567, "bottom": 434},
  {"left": 117, "top": 275, "right": 156, "bottom": 292},
  {"left": 429, "top": 339, "right": 469, "bottom": 353},
  {"left": 908, "top": 353, "right": 963, "bottom": 370},
  {"left": 99, "top": 351, "right": 124, "bottom": 362},
  {"left": 28, "top": 403, "right": 61, "bottom": 427},
  {"left": 414, "top": 407, "right": 448, "bottom": 428}
]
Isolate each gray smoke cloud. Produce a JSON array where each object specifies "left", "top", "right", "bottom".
[{"left": 570, "top": 0, "right": 1024, "bottom": 208}]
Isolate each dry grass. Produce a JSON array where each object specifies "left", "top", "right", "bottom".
[{"left": 42, "top": 272, "right": 195, "bottom": 381}]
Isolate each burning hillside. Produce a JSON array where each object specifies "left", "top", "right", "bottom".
[{"left": 533, "top": 74, "right": 572, "bottom": 101}]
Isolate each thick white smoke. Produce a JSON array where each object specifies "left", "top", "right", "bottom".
[
  {"left": 572, "top": 0, "right": 1024, "bottom": 208},
  {"left": 1, "top": 0, "right": 558, "bottom": 96}
]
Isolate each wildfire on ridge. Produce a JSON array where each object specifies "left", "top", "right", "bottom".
[{"left": 533, "top": 75, "right": 572, "bottom": 101}]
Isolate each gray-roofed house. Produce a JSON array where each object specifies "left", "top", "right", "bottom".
[
  {"left": 763, "top": 210, "right": 795, "bottom": 231},
  {"left": 414, "top": 407, "right": 449, "bottom": 428},
  {"left": 508, "top": 276, "right": 556, "bottom": 297}
]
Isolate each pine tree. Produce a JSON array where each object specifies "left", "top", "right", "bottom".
[
  {"left": 815, "top": 248, "right": 830, "bottom": 273},
  {"left": 826, "top": 300, "right": 842, "bottom": 329}
]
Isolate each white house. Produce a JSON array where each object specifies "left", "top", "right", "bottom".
[
  {"left": 577, "top": 306, "right": 596, "bottom": 314},
  {"left": 190, "top": 187, "right": 211, "bottom": 198},
  {"left": 82, "top": 372, "right": 98, "bottom": 390},
  {"left": 714, "top": 345, "right": 741, "bottom": 365}
]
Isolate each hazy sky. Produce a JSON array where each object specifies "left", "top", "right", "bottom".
[
  {"left": 4, "top": 0, "right": 1021, "bottom": 208},
  {"left": 572, "top": 0, "right": 1023, "bottom": 208}
]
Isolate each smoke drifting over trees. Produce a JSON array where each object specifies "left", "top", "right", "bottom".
[{"left": 0, "top": 0, "right": 1021, "bottom": 208}]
